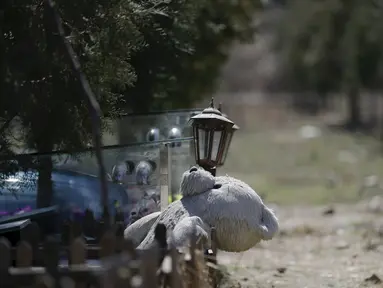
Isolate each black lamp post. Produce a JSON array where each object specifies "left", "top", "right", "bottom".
[{"left": 189, "top": 98, "right": 238, "bottom": 176}]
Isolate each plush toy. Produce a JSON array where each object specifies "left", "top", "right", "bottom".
[
  {"left": 111, "top": 159, "right": 157, "bottom": 186},
  {"left": 111, "top": 159, "right": 160, "bottom": 224},
  {"left": 124, "top": 166, "right": 279, "bottom": 252}
]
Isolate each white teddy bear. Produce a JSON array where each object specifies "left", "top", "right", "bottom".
[{"left": 124, "top": 166, "right": 279, "bottom": 252}]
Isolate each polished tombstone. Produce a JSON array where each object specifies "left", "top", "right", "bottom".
[
  {"left": 0, "top": 169, "right": 130, "bottom": 223},
  {"left": 0, "top": 110, "right": 199, "bottom": 234},
  {"left": 0, "top": 219, "right": 31, "bottom": 245},
  {"left": 0, "top": 206, "right": 59, "bottom": 237}
]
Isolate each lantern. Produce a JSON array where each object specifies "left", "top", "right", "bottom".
[{"left": 189, "top": 98, "right": 237, "bottom": 175}]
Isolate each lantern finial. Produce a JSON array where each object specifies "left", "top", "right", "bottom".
[
  {"left": 210, "top": 97, "right": 214, "bottom": 108},
  {"left": 218, "top": 102, "right": 222, "bottom": 112}
]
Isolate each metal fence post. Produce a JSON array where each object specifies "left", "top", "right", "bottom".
[
  {"left": 167, "top": 143, "right": 173, "bottom": 203},
  {"left": 160, "top": 144, "right": 169, "bottom": 211}
]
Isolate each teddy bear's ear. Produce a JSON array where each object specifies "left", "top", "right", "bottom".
[
  {"left": 125, "top": 161, "right": 135, "bottom": 174},
  {"left": 147, "top": 160, "right": 157, "bottom": 171}
]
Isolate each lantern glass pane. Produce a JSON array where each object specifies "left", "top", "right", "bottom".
[
  {"left": 198, "top": 128, "right": 209, "bottom": 160},
  {"left": 191, "top": 137, "right": 197, "bottom": 163},
  {"left": 211, "top": 130, "right": 222, "bottom": 161},
  {"left": 193, "top": 126, "right": 199, "bottom": 163},
  {"left": 220, "top": 130, "right": 233, "bottom": 165}
]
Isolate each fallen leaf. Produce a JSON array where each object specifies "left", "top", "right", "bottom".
[
  {"left": 277, "top": 267, "right": 286, "bottom": 274},
  {"left": 364, "top": 274, "right": 382, "bottom": 284},
  {"left": 323, "top": 206, "right": 335, "bottom": 216},
  {"left": 335, "top": 241, "right": 349, "bottom": 250}
]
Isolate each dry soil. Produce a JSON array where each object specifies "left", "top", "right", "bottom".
[{"left": 218, "top": 202, "right": 383, "bottom": 288}]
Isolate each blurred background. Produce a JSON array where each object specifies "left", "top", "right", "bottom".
[
  {"left": 214, "top": 2, "right": 383, "bottom": 285},
  {"left": 215, "top": 0, "right": 383, "bottom": 206},
  {"left": 2, "top": 0, "right": 383, "bottom": 285}
]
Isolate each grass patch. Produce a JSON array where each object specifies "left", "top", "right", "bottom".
[{"left": 220, "top": 114, "right": 383, "bottom": 206}]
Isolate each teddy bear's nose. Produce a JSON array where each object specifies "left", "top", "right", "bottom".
[{"left": 189, "top": 167, "right": 198, "bottom": 173}]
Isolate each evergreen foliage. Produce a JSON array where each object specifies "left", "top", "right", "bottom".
[
  {"left": 0, "top": 0, "right": 260, "bottom": 207},
  {"left": 277, "top": 0, "right": 383, "bottom": 126}
]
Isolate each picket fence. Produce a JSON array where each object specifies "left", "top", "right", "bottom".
[{"left": 0, "top": 208, "right": 218, "bottom": 288}]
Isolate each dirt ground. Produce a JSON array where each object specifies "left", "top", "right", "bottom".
[{"left": 218, "top": 202, "right": 383, "bottom": 288}]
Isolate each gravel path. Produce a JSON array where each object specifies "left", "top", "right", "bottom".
[{"left": 218, "top": 203, "right": 383, "bottom": 288}]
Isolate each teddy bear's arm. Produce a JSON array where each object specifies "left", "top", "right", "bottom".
[
  {"left": 169, "top": 216, "right": 210, "bottom": 250},
  {"left": 124, "top": 211, "right": 161, "bottom": 246}
]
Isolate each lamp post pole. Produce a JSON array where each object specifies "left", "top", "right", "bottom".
[{"left": 201, "top": 165, "right": 217, "bottom": 177}]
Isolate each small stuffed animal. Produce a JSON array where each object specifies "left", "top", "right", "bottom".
[
  {"left": 111, "top": 159, "right": 159, "bottom": 224},
  {"left": 135, "top": 160, "right": 157, "bottom": 185},
  {"left": 124, "top": 166, "right": 279, "bottom": 252},
  {"left": 111, "top": 160, "right": 157, "bottom": 186}
]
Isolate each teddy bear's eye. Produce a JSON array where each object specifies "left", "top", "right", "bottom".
[{"left": 213, "top": 184, "right": 222, "bottom": 189}]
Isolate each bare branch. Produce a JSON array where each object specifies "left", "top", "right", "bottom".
[{"left": 45, "top": 0, "right": 110, "bottom": 222}]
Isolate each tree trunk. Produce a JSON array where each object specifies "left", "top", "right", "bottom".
[
  {"left": 368, "top": 94, "right": 378, "bottom": 129},
  {"left": 0, "top": 9, "right": 4, "bottom": 100},
  {"left": 319, "top": 93, "right": 329, "bottom": 110},
  {"left": 36, "top": 155, "right": 54, "bottom": 208},
  {"left": 34, "top": 6, "right": 56, "bottom": 209},
  {"left": 35, "top": 137, "right": 54, "bottom": 208},
  {"left": 347, "top": 87, "right": 361, "bottom": 129},
  {"left": 379, "top": 97, "right": 383, "bottom": 144}
]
